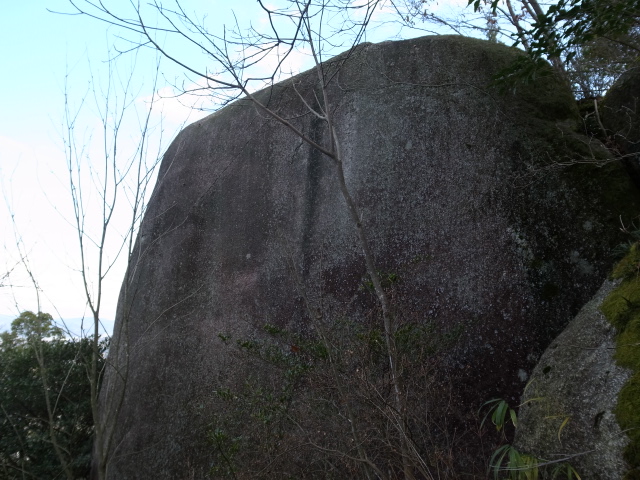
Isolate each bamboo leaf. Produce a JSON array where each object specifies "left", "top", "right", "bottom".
[{"left": 558, "top": 416, "right": 570, "bottom": 442}]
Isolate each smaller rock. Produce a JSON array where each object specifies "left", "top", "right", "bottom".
[{"left": 514, "top": 279, "right": 631, "bottom": 479}]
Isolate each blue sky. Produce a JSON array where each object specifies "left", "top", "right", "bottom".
[
  {"left": 1, "top": 2, "right": 111, "bottom": 331},
  {"left": 0, "top": 0, "right": 473, "bottom": 336},
  {"left": 1, "top": 1, "right": 215, "bottom": 335}
]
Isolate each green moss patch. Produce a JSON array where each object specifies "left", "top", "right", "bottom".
[
  {"left": 601, "top": 247, "right": 640, "bottom": 478},
  {"left": 601, "top": 277, "right": 640, "bottom": 330},
  {"left": 612, "top": 244, "right": 640, "bottom": 280},
  {"left": 618, "top": 373, "right": 640, "bottom": 477}
]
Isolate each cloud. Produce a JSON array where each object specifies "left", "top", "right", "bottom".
[
  {"left": 139, "top": 86, "right": 211, "bottom": 130},
  {"left": 248, "top": 43, "right": 314, "bottom": 84}
]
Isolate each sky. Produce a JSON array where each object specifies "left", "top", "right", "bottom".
[
  {"left": 0, "top": 1, "right": 213, "bottom": 335},
  {"left": 0, "top": 0, "right": 476, "bottom": 336}
]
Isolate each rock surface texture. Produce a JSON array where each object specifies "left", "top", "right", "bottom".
[
  {"left": 514, "top": 279, "right": 632, "bottom": 479},
  {"left": 97, "top": 35, "right": 640, "bottom": 478},
  {"left": 602, "top": 66, "right": 640, "bottom": 188}
]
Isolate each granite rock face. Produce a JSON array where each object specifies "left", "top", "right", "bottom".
[
  {"left": 514, "top": 279, "right": 631, "bottom": 479},
  {"left": 97, "top": 35, "right": 639, "bottom": 477}
]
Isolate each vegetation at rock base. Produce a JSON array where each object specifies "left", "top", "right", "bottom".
[
  {"left": 461, "top": 0, "right": 640, "bottom": 98},
  {"left": 479, "top": 398, "right": 581, "bottom": 479},
  {"left": 204, "top": 317, "right": 476, "bottom": 479},
  {"left": 0, "top": 311, "right": 106, "bottom": 479}
]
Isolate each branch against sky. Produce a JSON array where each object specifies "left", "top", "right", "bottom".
[
  {"left": 62, "top": 1, "right": 387, "bottom": 101},
  {"left": 402, "top": 0, "right": 640, "bottom": 97}
]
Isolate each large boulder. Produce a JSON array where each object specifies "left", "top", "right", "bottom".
[{"left": 97, "top": 35, "right": 640, "bottom": 478}]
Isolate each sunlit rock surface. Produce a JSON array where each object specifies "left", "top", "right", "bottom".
[{"left": 97, "top": 35, "right": 639, "bottom": 478}]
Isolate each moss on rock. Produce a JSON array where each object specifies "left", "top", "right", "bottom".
[
  {"left": 617, "top": 374, "right": 640, "bottom": 478},
  {"left": 601, "top": 246, "right": 640, "bottom": 478},
  {"left": 612, "top": 244, "right": 640, "bottom": 280},
  {"left": 601, "top": 279, "right": 640, "bottom": 330}
]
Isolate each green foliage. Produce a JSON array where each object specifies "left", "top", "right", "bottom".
[
  {"left": 482, "top": 398, "right": 580, "bottom": 479},
  {"left": 481, "top": 398, "right": 519, "bottom": 435},
  {"left": 468, "top": 0, "right": 500, "bottom": 14},
  {"left": 207, "top": 371, "right": 299, "bottom": 478},
  {"left": 205, "top": 317, "right": 470, "bottom": 478},
  {"left": 0, "top": 311, "right": 63, "bottom": 349},
  {"left": 601, "top": 276, "right": 640, "bottom": 330},
  {"left": 611, "top": 241, "right": 640, "bottom": 277},
  {"left": 541, "top": 0, "right": 640, "bottom": 98},
  {"left": 551, "top": 463, "right": 582, "bottom": 480},
  {"left": 208, "top": 427, "right": 241, "bottom": 478},
  {"left": 0, "top": 311, "right": 106, "bottom": 479},
  {"left": 617, "top": 374, "right": 640, "bottom": 472},
  {"left": 490, "top": 444, "right": 540, "bottom": 480},
  {"left": 528, "top": 0, "right": 639, "bottom": 61},
  {"left": 480, "top": 0, "right": 639, "bottom": 98},
  {"left": 489, "top": 443, "right": 583, "bottom": 480},
  {"left": 207, "top": 327, "right": 316, "bottom": 477},
  {"left": 492, "top": 55, "right": 559, "bottom": 93}
]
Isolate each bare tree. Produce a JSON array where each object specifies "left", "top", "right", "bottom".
[
  {"left": 60, "top": 0, "right": 437, "bottom": 478},
  {"left": 60, "top": 50, "right": 173, "bottom": 480}
]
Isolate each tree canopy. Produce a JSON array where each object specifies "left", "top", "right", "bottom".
[
  {"left": 524, "top": 0, "right": 639, "bottom": 96},
  {"left": 0, "top": 312, "right": 106, "bottom": 479},
  {"left": 471, "top": 0, "right": 640, "bottom": 97}
]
